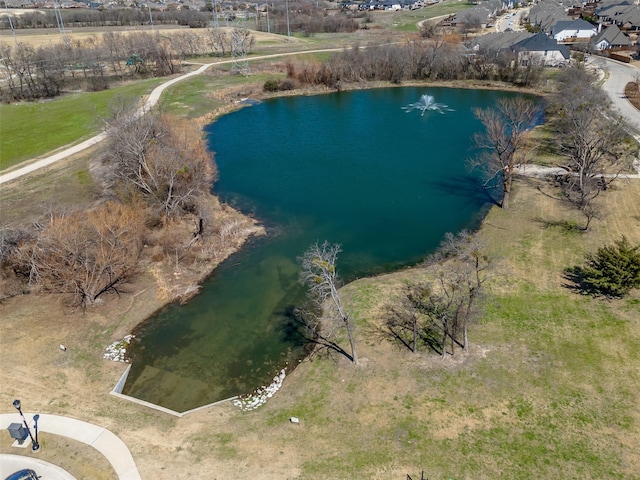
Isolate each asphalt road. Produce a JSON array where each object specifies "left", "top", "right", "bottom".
[{"left": 592, "top": 55, "right": 640, "bottom": 133}]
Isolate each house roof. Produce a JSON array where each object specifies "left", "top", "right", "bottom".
[
  {"left": 453, "top": 0, "right": 507, "bottom": 24},
  {"left": 591, "top": 23, "right": 631, "bottom": 46},
  {"left": 466, "top": 31, "right": 533, "bottom": 52},
  {"left": 526, "top": 0, "right": 570, "bottom": 31},
  {"left": 511, "top": 31, "right": 571, "bottom": 58},
  {"left": 550, "top": 19, "right": 597, "bottom": 34},
  {"left": 596, "top": 3, "right": 640, "bottom": 28},
  {"left": 454, "top": 6, "right": 491, "bottom": 23}
]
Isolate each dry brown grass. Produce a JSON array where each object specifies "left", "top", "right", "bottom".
[
  {"left": 0, "top": 433, "right": 117, "bottom": 480},
  {"left": 0, "top": 25, "right": 297, "bottom": 50}
]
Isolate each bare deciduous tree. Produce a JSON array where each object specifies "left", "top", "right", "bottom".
[
  {"left": 550, "top": 67, "right": 630, "bottom": 230},
  {"left": 470, "top": 97, "right": 539, "bottom": 209},
  {"left": 428, "top": 230, "right": 490, "bottom": 350},
  {"left": 101, "top": 103, "right": 216, "bottom": 219},
  {"left": 298, "top": 241, "right": 358, "bottom": 364},
  {"left": 382, "top": 231, "right": 489, "bottom": 357},
  {"left": 16, "top": 202, "right": 144, "bottom": 307}
]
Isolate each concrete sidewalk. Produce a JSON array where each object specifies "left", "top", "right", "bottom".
[{"left": 0, "top": 413, "right": 141, "bottom": 480}]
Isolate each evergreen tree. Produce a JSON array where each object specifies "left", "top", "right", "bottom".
[{"left": 579, "top": 236, "right": 640, "bottom": 297}]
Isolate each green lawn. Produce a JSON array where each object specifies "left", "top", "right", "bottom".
[
  {"left": 0, "top": 78, "right": 163, "bottom": 170},
  {"left": 380, "top": 0, "right": 474, "bottom": 31}
]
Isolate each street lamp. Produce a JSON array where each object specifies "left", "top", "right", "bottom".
[{"left": 12, "top": 400, "right": 40, "bottom": 451}]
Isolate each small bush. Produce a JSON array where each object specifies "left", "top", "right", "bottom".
[
  {"left": 279, "top": 78, "right": 296, "bottom": 91},
  {"left": 263, "top": 78, "right": 280, "bottom": 92}
]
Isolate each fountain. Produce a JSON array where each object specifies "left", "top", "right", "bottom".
[{"left": 402, "top": 94, "right": 453, "bottom": 116}]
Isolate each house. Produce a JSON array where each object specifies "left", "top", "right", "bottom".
[
  {"left": 451, "top": 0, "right": 508, "bottom": 28},
  {"left": 467, "top": 31, "right": 533, "bottom": 53},
  {"left": 526, "top": 0, "right": 570, "bottom": 32},
  {"left": 549, "top": 19, "right": 597, "bottom": 41},
  {"left": 511, "top": 31, "right": 570, "bottom": 66},
  {"left": 591, "top": 24, "right": 631, "bottom": 50},
  {"left": 595, "top": 2, "right": 640, "bottom": 32},
  {"left": 465, "top": 30, "right": 570, "bottom": 67}
]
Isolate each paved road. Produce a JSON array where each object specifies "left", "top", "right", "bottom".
[
  {"left": 592, "top": 55, "right": 640, "bottom": 132},
  {"left": 0, "top": 413, "right": 141, "bottom": 480}
]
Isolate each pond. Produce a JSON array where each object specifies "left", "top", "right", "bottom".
[{"left": 122, "top": 86, "right": 522, "bottom": 412}]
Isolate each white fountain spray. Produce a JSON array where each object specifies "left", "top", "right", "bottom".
[{"left": 402, "top": 94, "right": 453, "bottom": 116}]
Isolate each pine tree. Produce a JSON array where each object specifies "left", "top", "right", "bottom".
[{"left": 581, "top": 236, "right": 640, "bottom": 297}]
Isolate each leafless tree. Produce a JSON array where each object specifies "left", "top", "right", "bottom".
[
  {"left": 298, "top": 241, "right": 358, "bottom": 364},
  {"left": 16, "top": 202, "right": 144, "bottom": 307},
  {"left": 549, "top": 67, "right": 630, "bottom": 230},
  {"left": 470, "top": 97, "right": 539, "bottom": 209},
  {"left": 461, "top": 13, "right": 483, "bottom": 38},
  {"left": 428, "top": 230, "right": 490, "bottom": 350},
  {"left": 384, "top": 230, "right": 489, "bottom": 357},
  {"left": 100, "top": 103, "right": 216, "bottom": 219}
]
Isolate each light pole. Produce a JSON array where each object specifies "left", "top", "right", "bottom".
[
  {"left": 3, "top": 2, "right": 17, "bottom": 46},
  {"left": 12, "top": 399, "right": 40, "bottom": 451},
  {"left": 285, "top": 0, "right": 290, "bottom": 42},
  {"left": 147, "top": 4, "right": 154, "bottom": 30},
  {"left": 266, "top": 2, "right": 270, "bottom": 33}
]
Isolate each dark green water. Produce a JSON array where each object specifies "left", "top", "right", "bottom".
[{"left": 122, "top": 87, "right": 518, "bottom": 412}]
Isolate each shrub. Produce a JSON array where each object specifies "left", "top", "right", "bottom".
[
  {"left": 566, "top": 236, "right": 640, "bottom": 297},
  {"left": 263, "top": 78, "right": 280, "bottom": 92},
  {"left": 279, "top": 78, "right": 296, "bottom": 91}
]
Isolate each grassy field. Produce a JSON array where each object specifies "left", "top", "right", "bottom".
[
  {"left": 382, "top": 0, "right": 474, "bottom": 31},
  {"left": 248, "top": 178, "right": 640, "bottom": 479},
  {"left": 0, "top": 78, "right": 164, "bottom": 170}
]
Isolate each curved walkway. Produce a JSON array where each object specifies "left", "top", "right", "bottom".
[
  {"left": 0, "top": 413, "right": 141, "bottom": 480},
  {"left": 0, "top": 48, "right": 343, "bottom": 186},
  {"left": 0, "top": 454, "right": 77, "bottom": 480}
]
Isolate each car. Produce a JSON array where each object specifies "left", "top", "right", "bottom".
[{"left": 4, "top": 470, "right": 40, "bottom": 480}]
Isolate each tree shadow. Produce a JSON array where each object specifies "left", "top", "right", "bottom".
[
  {"left": 534, "top": 217, "right": 585, "bottom": 234},
  {"left": 372, "top": 303, "right": 444, "bottom": 356},
  {"left": 562, "top": 266, "right": 605, "bottom": 297},
  {"left": 426, "top": 175, "right": 501, "bottom": 207},
  {"left": 278, "top": 304, "right": 354, "bottom": 362}
]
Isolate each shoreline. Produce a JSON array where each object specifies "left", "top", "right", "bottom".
[{"left": 104, "top": 78, "right": 547, "bottom": 361}]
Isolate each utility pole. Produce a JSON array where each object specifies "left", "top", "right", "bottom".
[{"left": 285, "top": 0, "right": 290, "bottom": 42}]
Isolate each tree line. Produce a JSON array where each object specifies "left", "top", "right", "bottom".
[
  {"left": 0, "top": 28, "right": 255, "bottom": 101},
  {"left": 0, "top": 2, "right": 358, "bottom": 33},
  {"left": 2, "top": 9, "right": 213, "bottom": 30},
  {"left": 270, "top": 38, "right": 545, "bottom": 93}
]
